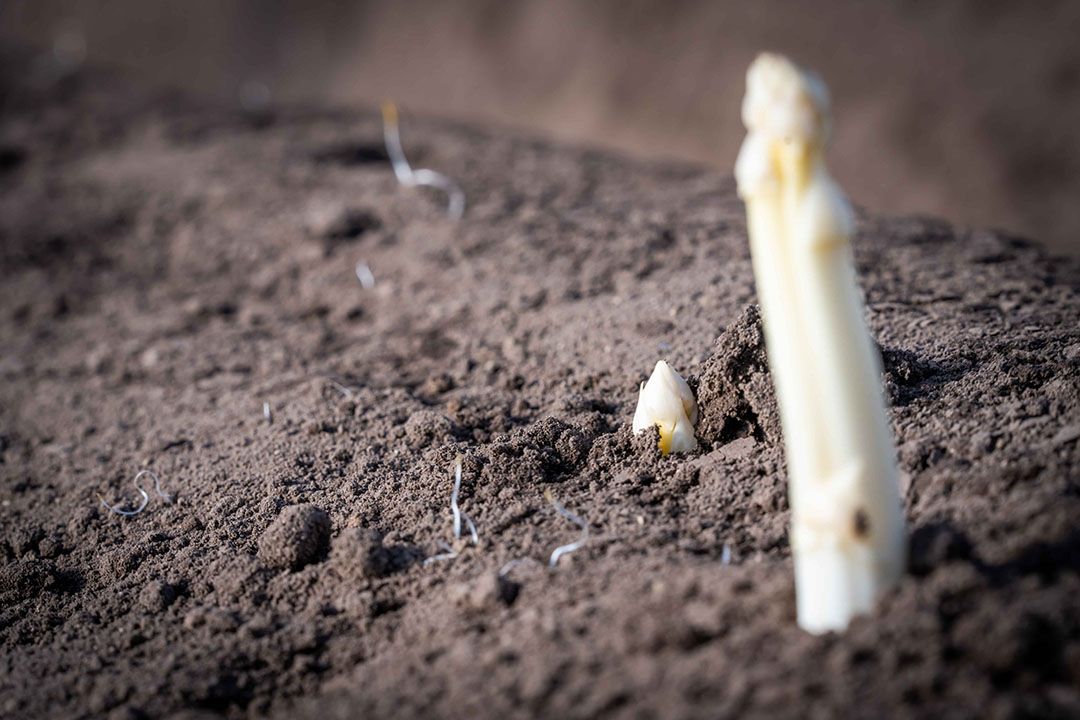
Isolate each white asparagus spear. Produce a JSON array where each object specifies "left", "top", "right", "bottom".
[{"left": 734, "top": 53, "right": 906, "bottom": 634}]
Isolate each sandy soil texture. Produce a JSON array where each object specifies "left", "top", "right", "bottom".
[{"left": 2, "top": 55, "right": 1080, "bottom": 719}]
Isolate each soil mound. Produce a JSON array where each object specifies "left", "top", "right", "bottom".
[{"left": 1, "top": 54, "right": 1079, "bottom": 719}]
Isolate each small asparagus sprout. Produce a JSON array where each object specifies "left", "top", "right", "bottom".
[
  {"left": 381, "top": 101, "right": 466, "bottom": 219},
  {"left": 735, "top": 53, "right": 906, "bottom": 634},
  {"left": 545, "top": 490, "right": 589, "bottom": 567},
  {"left": 99, "top": 470, "right": 170, "bottom": 517},
  {"left": 632, "top": 360, "right": 699, "bottom": 455},
  {"left": 263, "top": 401, "right": 272, "bottom": 424}
]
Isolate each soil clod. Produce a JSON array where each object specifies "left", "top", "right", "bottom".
[
  {"left": 257, "top": 505, "right": 332, "bottom": 571},
  {"left": 331, "top": 528, "right": 394, "bottom": 581}
]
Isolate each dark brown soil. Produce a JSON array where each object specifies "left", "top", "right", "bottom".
[{"left": 2, "top": 54, "right": 1080, "bottom": 720}]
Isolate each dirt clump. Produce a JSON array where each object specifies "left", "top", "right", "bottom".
[
  {"left": 694, "top": 304, "right": 778, "bottom": 447},
  {"left": 330, "top": 527, "right": 394, "bottom": 581},
  {"left": 257, "top": 505, "right": 332, "bottom": 571}
]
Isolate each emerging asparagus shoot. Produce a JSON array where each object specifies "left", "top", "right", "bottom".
[
  {"left": 632, "top": 360, "right": 698, "bottom": 455},
  {"left": 735, "top": 53, "right": 906, "bottom": 634}
]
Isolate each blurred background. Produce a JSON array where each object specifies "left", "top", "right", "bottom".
[{"left": 2, "top": 0, "right": 1079, "bottom": 255}]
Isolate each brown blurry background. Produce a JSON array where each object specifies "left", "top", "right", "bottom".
[{"left": 3, "top": 0, "right": 1079, "bottom": 254}]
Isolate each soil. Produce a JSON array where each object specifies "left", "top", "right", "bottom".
[
  {"left": 7, "top": 1, "right": 1080, "bottom": 256},
  {"left": 2, "top": 53, "right": 1080, "bottom": 720}
]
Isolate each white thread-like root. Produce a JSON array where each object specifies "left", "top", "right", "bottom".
[
  {"left": 424, "top": 457, "right": 480, "bottom": 567},
  {"left": 355, "top": 261, "right": 376, "bottom": 289},
  {"left": 546, "top": 490, "right": 589, "bottom": 567},
  {"left": 450, "top": 456, "right": 479, "bottom": 545},
  {"left": 325, "top": 378, "right": 354, "bottom": 398},
  {"left": 423, "top": 541, "right": 458, "bottom": 566},
  {"left": 143, "top": 470, "right": 171, "bottom": 503},
  {"left": 381, "top": 102, "right": 466, "bottom": 219},
  {"left": 99, "top": 470, "right": 170, "bottom": 517},
  {"left": 498, "top": 557, "right": 541, "bottom": 577},
  {"left": 99, "top": 486, "right": 148, "bottom": 517}
]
